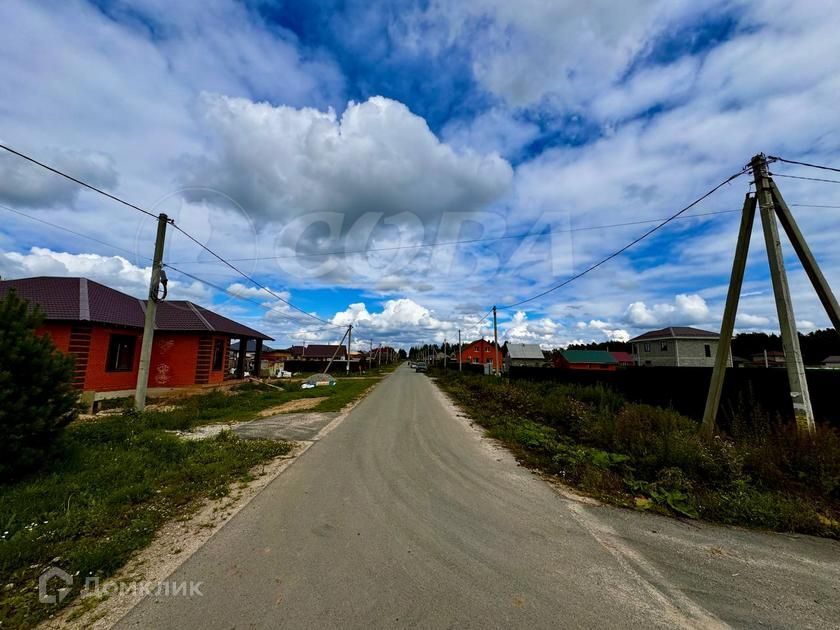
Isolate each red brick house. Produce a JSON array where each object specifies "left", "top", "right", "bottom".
[
  {"left": 0, "top": 277, "right": 271, "bottom": 398},
  {"left": 459, "top": 339, "right": 502, "bottom": 371}
]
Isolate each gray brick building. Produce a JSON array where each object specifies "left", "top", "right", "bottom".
[{"left": 629, "top": 326, "right": 731, "bottom": 367}]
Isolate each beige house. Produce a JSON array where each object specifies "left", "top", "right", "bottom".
[{"left": 630, "top": 326, "right": 731, "bottom": 367}]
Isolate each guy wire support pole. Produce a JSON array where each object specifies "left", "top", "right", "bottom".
[{"left": 346, "top": 324, "right": 352, "bottom": 375}]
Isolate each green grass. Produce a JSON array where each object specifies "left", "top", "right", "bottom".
[
  {"left": 0, "top": 375, "right": 380, "bottom": 628},
  {"left": 433, "top": 371, "right": 840, "bottom": 538},
  {"left": 0, "top": 416, "right": 291, "bottom": 629},
  {"left": 140, "top": 377, "right": 380, "bottom": 431}
]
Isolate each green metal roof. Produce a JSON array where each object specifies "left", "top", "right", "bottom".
[{"left": 560, "top": 350, "right": 618, "bottom": 364}]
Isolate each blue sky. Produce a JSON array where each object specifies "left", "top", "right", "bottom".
[{"left": 1, "top": 0, "right": 840, "bottom": 349}]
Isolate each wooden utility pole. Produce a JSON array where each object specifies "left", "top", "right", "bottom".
[
  {"left": 754, "top": 155, "right": 814, "bottom": 432},
  {"left": 458, "top": 329, "right": 462, "bottom": 372},
  {"left": 700, "top": 195, "right": 756, "bottom": 438},
  {"left": 492, "top": 306, "right": 499, "bottom": 376},
  {"left": 702, "top": 154, "right": 835, "bottom": 435},
  {"left": 135, "top": 213, "right": 169, "bottom": 411},
  {"left": 443, "top": 337, "right": 447, "bottom": 370}
]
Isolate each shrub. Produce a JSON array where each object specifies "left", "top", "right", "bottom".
[{"left": 0, "top": 290, "right": 78, "bottom": 478}]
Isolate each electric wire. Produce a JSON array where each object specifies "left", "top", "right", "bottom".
[
  {"left": 170, "top": 223, "right": 342, "bottom": 328},
  {"left": 0, "top": 143, "right": 162, "bottom": 220},
  {"left": 768, "top": 156, "right": 840, "bottom": 175},
  {"left": 494, "top": 168, "right": 750, "bottom": 311},
  {"left": 163, "top": 263, "right": 340, "bottom": 332},
  {"left": 770, "top": 172, "right": 840, "bottom": 185},
  {"left": 0, "top": 143, "right": 343, "bottom": 330},
  {"left": 168, "top": 209, "right": 743, "bottom": 265},
  {"left": 0, "top": 202, "right": 150, "bottom": 260}
]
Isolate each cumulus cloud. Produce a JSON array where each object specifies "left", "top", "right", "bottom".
[
  {"left": 0, "top": 147, "right": 117, "bottom": 208},
  {"left": 180, "top": 95, "right": 513, "bottom": 225},
  {"left": 331, "top": 298, "right": 445, "bottom": 332},
  {"left": 0, "top": 247, "right": 210, "bottom": 302},
  {"left": 624, "top": 293, "right": 710, "bottom": 327}
]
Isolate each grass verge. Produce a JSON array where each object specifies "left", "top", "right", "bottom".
[
  {"left": 0, "top": 375, "right": 381, "bottom": 628},
  {"left": 137, "top": 377, "right": 380, "bottom": 431},
  {"left": 433, "top": 371, "right": 840, "bottom": 538}
]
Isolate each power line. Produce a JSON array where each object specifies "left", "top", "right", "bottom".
[
  {"left": 791, "top": 203, "right": 840, "bottom": 209},
  {"left": 0, "top": 143, "right": 342, "bottom": 329},
  {"left": 768, "top": 155, "right": 840, "bottom": 175},
  {"left": 0, "top": 202, "right": 149, "bottom": 260},
  {"left": 495, "top": 168, "right": 749, "bottom": 311},
  {"left": 770, "top": 172, "right": 840, "bottom": 185},
  {"left": 0, "top": 143, "right": 163, "bottom": 221},
  {"left": 164, "top": 263, "right": 338, "bottom": 331},
  {"left": 170, "top": 223, "right": 341, "bottom": 328},
  {"left": 168, "top": 209, "right": 742, "bottom": 266}
]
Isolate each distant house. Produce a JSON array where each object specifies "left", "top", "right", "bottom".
[
  {"left": 630, "top": 327, "right": 730, "bottom": 367},
  {"left": 0, "top": 276, "right": 271, "bottom": 403},
  {"left": 610, "top": 351, "right": 635, "bottom": 367},
  {"left": 503, "top": 343, "right": 546, "bottom": 371},
  {"left": 821, "top": 355, "right": 840, "bottom": 369},
  {"left": 555, "top": 350, "right": 618, "bottom": 371},
  {"left": 459, "top": 339, "right": 502, "bottom": 371},
  {"left": 750, "top": 350, "right": 785, "bottom": 368},
  {"left": 290, "top": 344, "right": 347, "bottom": 361}
]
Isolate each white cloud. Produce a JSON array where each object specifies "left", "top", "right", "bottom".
[
  {"left": 625, "top": 293, "right": 710, "bottom": 327},
  {"left": 442, "top": 108, "right": 541, "bottom": 159},
  {"left": 180, "top": 95, "right": 513, "bottom": 225},
  {"left": 0, "top": 147, "right": 117, "bottom": 208},
  {"left": 0, "top": 247, "right": 210, "bottom": 302},
  {"left": 737, "top": 313, "right": 771, "bottom": 327}
]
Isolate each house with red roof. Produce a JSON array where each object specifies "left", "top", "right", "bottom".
[
  {"left": 610, "top": 351, "right": 636, "bottom": 367},
  {"left": 0, "top": 277, "right": 272, "bottom": 404}
]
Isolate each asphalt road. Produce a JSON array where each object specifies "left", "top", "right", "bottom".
[{"left": 119, "top": 365, "right": 840, "bottom": 629}]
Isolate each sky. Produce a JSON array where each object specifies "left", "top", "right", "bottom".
[{"left": 1, "top": 0, "right": 840, "bottom": 350}]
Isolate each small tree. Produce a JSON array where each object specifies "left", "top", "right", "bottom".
[{"left": 0, "top": 289, "right": 78, "bottom": 477}]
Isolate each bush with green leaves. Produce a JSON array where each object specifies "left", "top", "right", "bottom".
[{"left": 0, "top": 290, "right": 78, "bottom": 477}]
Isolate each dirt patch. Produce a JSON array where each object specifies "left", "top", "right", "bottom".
[{"left": 257, "top": 397, "right": 327, "bottom": 416}]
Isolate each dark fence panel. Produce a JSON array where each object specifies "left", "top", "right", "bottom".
[
  {"left": 506, "top": 366, "right": 840, "bottom": 428},
  {"left": 283, "top": 360, "right": 373, "bottom": 374},
  {"left": 440, "top": 362, "right": 486, "bottom": 375}
]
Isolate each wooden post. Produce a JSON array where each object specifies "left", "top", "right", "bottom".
[
  {"left": 135, "top": 213, "right": 168, "bottom": 411},
  {"left": 754, "top": 155, "right": 815, "bottom": 433},
  {"left": 492, "top": 306, "right": 499, "bottom": 376},
  {"left": 236, "top": 337, "right": 247, "bottom": 378},
  {"left": 700, "top": 194, "right": 756, "bottom": 438},
  {"left": 770, "top": 181, "right": 840, "bottom": 332},
  {"left": 253, "top": 339, "right": 263, "bottom": 378}
]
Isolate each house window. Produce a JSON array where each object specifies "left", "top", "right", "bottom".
[
  {"left": 704, "top": 344, "right": 712, "bottom": 358},
  {"left": 472, "top": 357, "right": 478, "bottom": 364},
  {"left": 660, "top": 341, "right": 668, "bottom": 351},
  {"left": 106, "top": 334, "right": 136, "bottom": 372},
  {"left": 643, "top": 343, "right": 651, "bottom": 352},
  {"left": 212, "top": 339, "right": 224, "bottom": 371}
]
